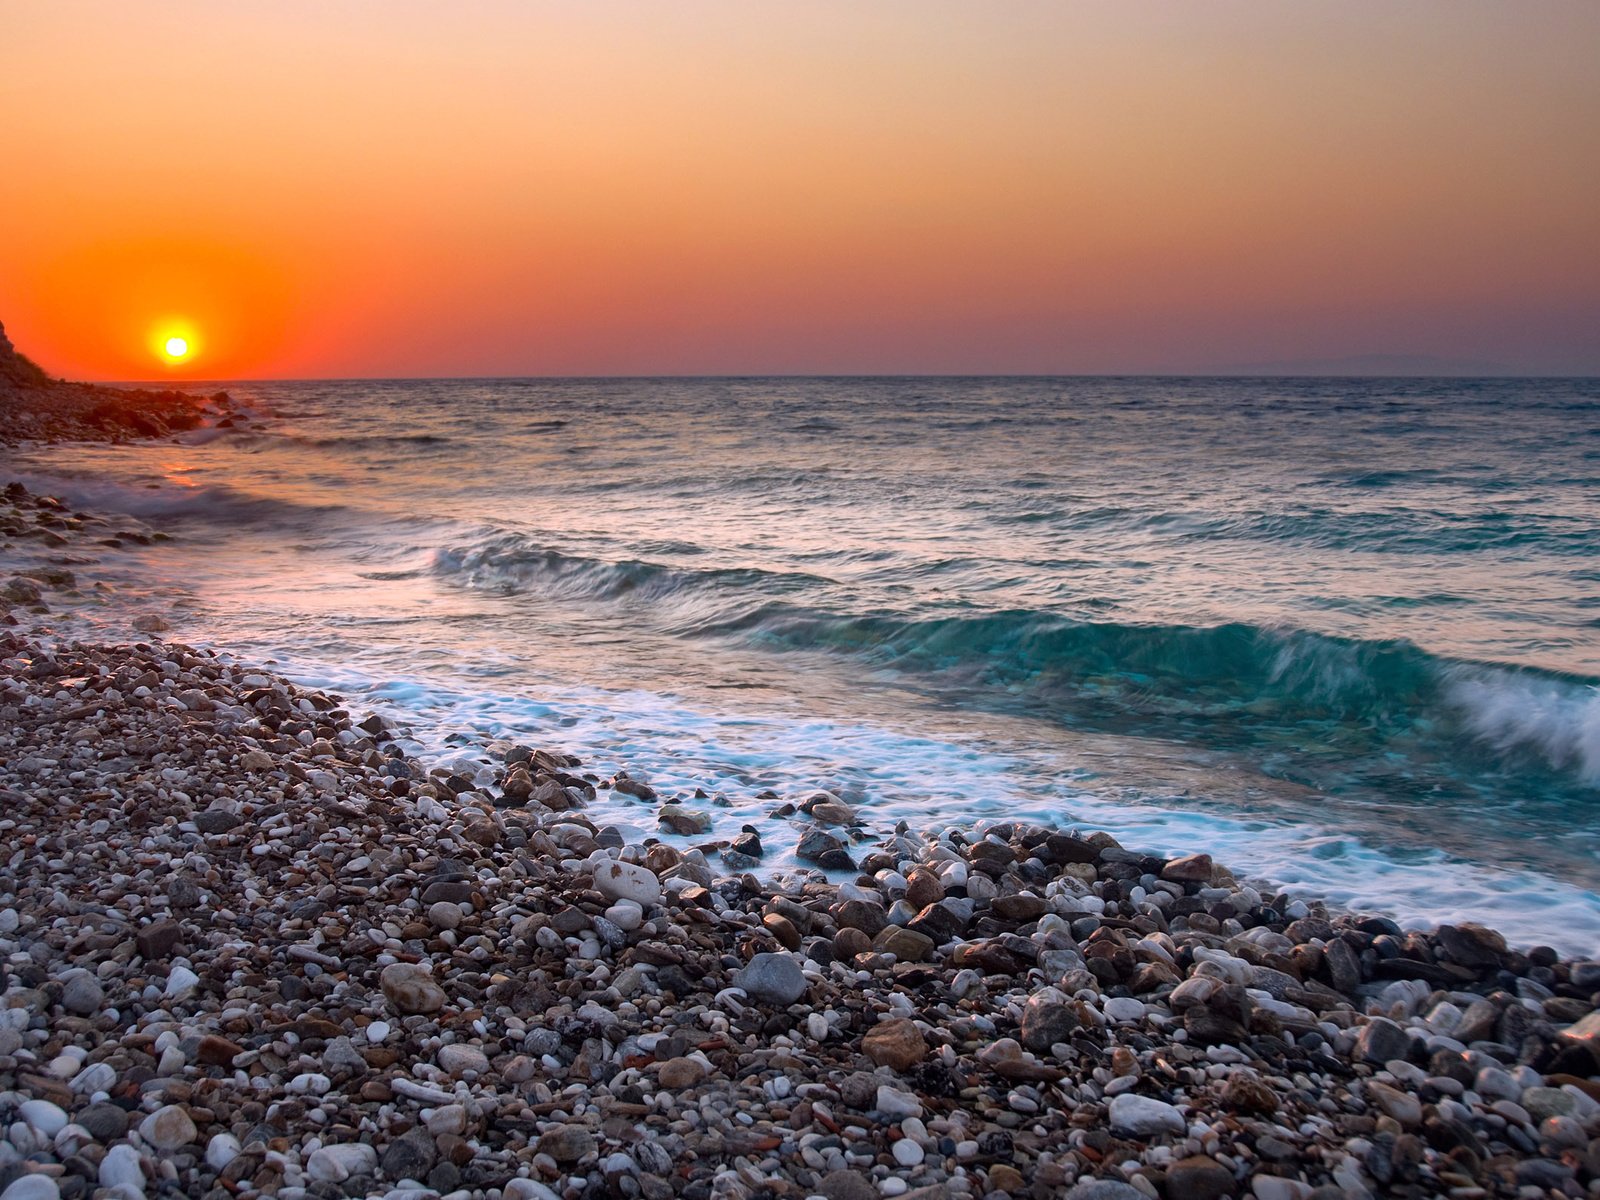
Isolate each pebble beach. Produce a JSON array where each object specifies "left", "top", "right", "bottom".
[{"left": 4, "top": 472, "right": 1600, "bottom": 1200}]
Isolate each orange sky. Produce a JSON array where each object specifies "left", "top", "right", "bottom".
[{"left": 2, "top": 1, "right": 1597, "bottom": 379}]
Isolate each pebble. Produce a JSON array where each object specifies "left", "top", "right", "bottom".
[
  {"left": 205, "top": 1133, "right": 241, "bottom": 1170},
  {"left": 733, "top": 951, "right": 809, "bottom": 1005},
  {"left": 97, "top": 1144, "right": 144, "bottom": 1191},
  {"left": 59, "top": 971, "right": 104, "bottom": 1014},
  {"left": 0, "top": 1179, "right": 61, "bottom": 1200},
  {"left": 1109, "top": 1093, "right": 1186, "bottom": 1137},
  {"left": 380, "top": 962, "right": 448, "bottom": 1014},
  {"left": 591, "top": 859, "right": 661, "bottom": 907},
  {"left": 306, "top": 1143, "right": 379, "bottom": 1182},
  {"left": 17, "top": 1101, "right": 67, "bottom": 1137},
  {"left": 163, "top": 964, "right": 199, "bottom": 997},
  {"left": 139, "top": 1104, "right": 197, "bottom": 1151},
  {"left": 437, "top": 1044, "right": 490, "bottom": 1075},
  {"left": 892, "top": 1138, "right": 925, "bottom": 1167}
]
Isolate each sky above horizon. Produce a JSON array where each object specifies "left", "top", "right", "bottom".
[{"left": 2, "top": 2, "right": 1597, "bottom": 380}]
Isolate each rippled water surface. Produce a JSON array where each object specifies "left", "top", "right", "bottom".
[{"left": 10, "top": 376, "right": 1600, "bottom": 949}]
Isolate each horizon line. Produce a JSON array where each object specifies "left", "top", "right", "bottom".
[{"left": 103, "top": 369, "right": 1600, "bottom": 386}]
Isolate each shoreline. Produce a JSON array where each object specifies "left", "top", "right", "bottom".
[
  {"left": 3, "top": 480, "right": 1600, "bottom": 1199},
  {"left": 0, "top": 320, "right": 241, "bottom": 447}
]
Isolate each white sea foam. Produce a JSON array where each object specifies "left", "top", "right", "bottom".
[
  {"left": 1446, "top": 667, "right": 1600, "bottom": 784},
  {"left": 282, "top": 655, "right": 1600, "bottom": 956}
]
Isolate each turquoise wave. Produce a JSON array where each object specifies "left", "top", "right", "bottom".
[{"left": 433, "top": 536, "right": 1600, "bottom": 797}]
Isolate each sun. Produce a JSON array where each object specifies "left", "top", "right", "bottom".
[{"left": 164, "top": 336, "right": 189, "bottom": 359}]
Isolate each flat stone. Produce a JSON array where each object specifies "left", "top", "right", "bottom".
[
  {"left": 892, "top": 1139, "right": 925, "bottom": 1167},
  {"left": 1104, "top": 996, "right": 1145, "bottom": 1023},
  {"left": 1367, "top": 1081, "right": 1421, "bottom": 1127},
  {"left": 1164, "top": 1155, "right": 1235, "bottom": 1200},
  {"left": 425, "top": 1104, "right": 468, "bottom": 1136},
  {"left": 833, "top": 898, "right": 889, "bottom": 936},
  {"left": 817, "top": 1171, "right": 878, "bottom": 1200},
  {"left": 380, "top": 962, "right": 448, "bottom": 1014},
  {"left": 206, "top": 1133, "right": 242, "bottom": 1171},
  {"left": 78, "top": 1102, "right": 129, "bottom": 1141},
  {"left": 658, "top": 806, "right": 711, "bottom": 835},
  {"left": 60, "top": 972, "right": 104, "bottom": 1015},
  {"left": 1063, "top": 1183, "right": 1146, "bottom": 1200},
  {"left": 428, "top": 901, "right": 463, "bottom": 930},
  {"left": 862, "top": 1018, "right": 928, "bottom": 1071},
  {"left": 98, "top": 1145, "right": 144, "bottom": 1192},
  {"left": 1220, "top": 1074, "right": 1277, "bottom": 1114},
  {"left": 381, "top": 1128, "right": 438, "bottom": 1180},
  {"left": 0, "top": 1176, "right": 61, "bottom": 1200},
  {"left": 657, "top": 1056, "right": 706, "bottom": 1088},
  {"left": 1109, "top": 1093, "right": 1186, "bottom": 1138},
  {"left": 872, "top": 925, "right": 935, "bottom": 962},
  {"left": 196, "top": 1034, "right": 244, "bottom": 1066},
  {"left": 1523, "top": 1087, "right": 1578, "bottom": 1123},
  {"left": 306, "top": 1143, "right": 379, "bottom": 1183},
  {"left": 192, "top": 809, "right": 242, "bottom": 834},
  {"left": 135, "top": 918, "right": 181, "bottom": 960},
  {"left": 592, "top": 859, "right": 661, "bottom": 907},
  {"left": 140, "top": 1103, "right": 197, "bottom": 1151},
  {"left": 1020, "top": 996, "right": 1081, "bottom": 1051},
  {"left": 990, "top": 893, "right": 1048, "bottom": 921},
  {"left": 437, "top": 1043, "right": 489, "bottom": 1075},
  {"left": 538, "top": 1125, "right": 596, "bottom": 1164},
  {"left": 875, "top": 1085, "right": 922, "bottom": 1119},
  {"left": 1354, "top": 1017, "right": 1411, "bottom": 1065},
  {"left": 1162, "top": 853, "right": 1215, "bottom": 884},
  {"left": 17, "top": 1100, "right": 67, "bottom": 1136},
  {"left": 734, "top": 951, "right": 808, "bottom": 1005},
  {"left": 420, "top": 879, "right": 473, "bottom": 905}
]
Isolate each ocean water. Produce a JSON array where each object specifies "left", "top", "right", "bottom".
[{"left": 9, "top": 376, "right": 1600, "bottom": 951}]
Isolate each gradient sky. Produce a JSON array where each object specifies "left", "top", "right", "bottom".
[{"left": 3, "top": 1, "right": 1597, "bottom": 379}]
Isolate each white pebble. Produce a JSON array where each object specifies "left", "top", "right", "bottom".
[
  {"left": 98, "top": 1143, "right": 145, "bottom": 1191},
  {"left": 892, "top": 1139, "right": 924, "bottom": 1167},
  {"left": 0, "top": 1177, "right": 61, "bottom": 1200},
  {"left": 163, "top": 965, "right": 199, "bottom": 998},
  {"left": 18, "top": 1100, "right": 68, "bottom": 1137},
  {"left": 206, "top": 1133, "right": 242, "bottom": 1171}
]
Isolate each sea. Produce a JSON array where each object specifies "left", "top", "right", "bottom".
[{"left": 8, "top": 376, "right": 1600, "bottom": 952}]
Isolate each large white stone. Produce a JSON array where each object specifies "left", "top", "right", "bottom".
[
  {"left": 164, "top": 966, "right": 199, "bottom": 998},
  {"left": 437, "top": 1044, "right": 489, "bottom": 1076},
  {"left": 732, "top": 952, "right": 807, "bottom": 1005},
  {"left": 98, "top": 1144, "right": 145, "bottom": 1191},
  {"left": 139, "top": 1104, "right": 197, "bottom": 1151},
  {"left": 604, "top": 899, "right": 644, "bottom": 931},
  {"left": 1104, "top": 997, "right": 1146, "bottom": 1024},
  {"left": 425, "top": 1103, "right": 469, "bottom": 1135},
  {"left": 1108, "top": 1093, "right": 1186, "bottom": 1137},
  {"left": 306, "top": 1143, "right": 379, "bottom": 1182},
  {"left": 0, "top": 1176, "right": 62, "bottom": 1200},
  {"left": 206, "top": 1133, "right": 242, "bottom": 1171},
  {"left": 591, "top": 859, "right": 661, "bottom": 907},
  {"left": 18, "top": 1100, "right": 68, "bottom": 1136},
  {"left": 875, "top": 1085, "right": 922, "bottom": 1119}
]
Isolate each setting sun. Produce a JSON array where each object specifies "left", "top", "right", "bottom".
[{"left": 164, "top": 336, "right": 188, "bottom": 359}]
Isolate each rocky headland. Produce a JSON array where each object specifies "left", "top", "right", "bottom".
[
  {"left": 2, "top": 482, "right": 1600, "bottom": 1200},
  {"left": 0, "top": 321, "right": 239, "bottom": 445}
]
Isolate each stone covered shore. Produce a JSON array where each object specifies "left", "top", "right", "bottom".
[
  {"left": 0, "top": 320, "right": 239, "bottom": 446},
  {"left": 3, "top": 482, "right": 1600, "bottom": 1200}
]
